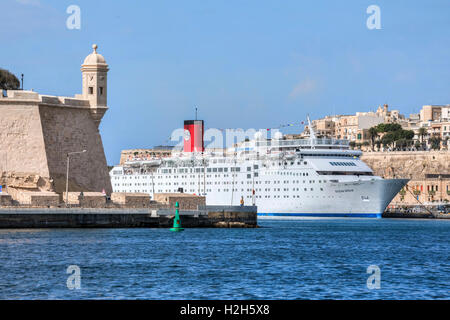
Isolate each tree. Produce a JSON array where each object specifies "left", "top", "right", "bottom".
[
  {"left": 398, "top": 130, "right": 414, "bottom": 140},
  {"left": 376, "top": 123, "right": 402, "bottom": 133},
  {"left": 382, "top": 132, "right": 396, "bottom": 149},
  {"left": 0, "top": 68, "right": 20, "bottom": 90},
  {"left": 395, "top": 138, "right": 413, "bottom": 151},
  {"left": 368, "top": 127, "right": 378, "bottom": 151},
  {"left": 418, "top": 127, "right": 427, "bottom": 144},
  {"left": 443, "top": 137, "right": 449, "bottom": 150},
  {"left": 374, "top": 123, "right": 414, "bottom": 151},
  {"left": 428, "top": 137, "right": 441, "bottom": 150},
  {"left": 414, "top": 140, "right": 421, "bottom": 150},
  {"left": 375, "top": 139, "right": 382, "bottom": 150}
]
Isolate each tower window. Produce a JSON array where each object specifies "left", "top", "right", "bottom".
[
  {"left": 89, "top": 87, "right": 93, "bottom": 94},
  {"left": 99, "top": 87, "right": 103, "bottom": 95}
]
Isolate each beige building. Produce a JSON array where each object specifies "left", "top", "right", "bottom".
[
  {"left": 420, "top": 105, "right": 446, "bottom": 122},
  {"left": 0, "top": 44, "right": 112, "bottom": 194},
  {"left": 303, "top": 104, "right": 450, "bottom": 150},
  {"left": 302, "top": 104, "right": 401, "bottom": 143},
  {"left": 392, "top": 174, "right": 450, "bottom": 205},
  {"left": 415, "top": 105, "right": 450, "bottom": 148},
  {"left": 312, "top": 116, "right": 336, "bottom": 137}
]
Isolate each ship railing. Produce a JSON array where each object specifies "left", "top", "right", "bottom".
[{"left": 255, "top": 138, "right": 349, "bottom": 147}]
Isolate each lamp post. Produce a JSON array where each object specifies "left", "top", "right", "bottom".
[{"left": 65, "top": 150, "right": 87, "bottom": 207}]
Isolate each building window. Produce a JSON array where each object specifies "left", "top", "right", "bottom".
[
  {"left": 89, "top": 87, "right": 93, "bottom": 94},
  {"left": 99, "top": 87, "right": 103, "bottom": 95}
]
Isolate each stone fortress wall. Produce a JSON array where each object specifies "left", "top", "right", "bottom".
[
  {"left": 0, "top": 44, "right": 112, "bottom": 196},
  {"left": 0, "top": 99, "right": 49, "bottom": 177},
  {"left": 39, "top": 104, "right": 111, "bottom": 193},
  {"left": 361, "top": 151, "right": 450, "bottom": 204},
  {"left": 361, "top": 151, "right": 449, "bottom": 179}
]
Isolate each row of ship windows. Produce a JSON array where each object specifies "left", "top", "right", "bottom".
[
  {"left": 113, "top": 180, "right": 326, "bottom": 187},
  {"left": 113, "top": 171, "right": 311, "bottom": 180},
  {"left": 156, "top": 162, "right": 309, "bottom": 174},
  {"left": 112, "top": 189, "right": 341, "bottom": 200},
  {"left": 114, "top": 187, "right": 325, "bottom": 193}
]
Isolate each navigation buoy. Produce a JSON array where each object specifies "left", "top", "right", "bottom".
[{"left": 170, "top": 201, "right": 184, "bottom": 232}]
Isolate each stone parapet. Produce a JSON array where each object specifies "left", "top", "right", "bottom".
[
  {"left": 8, "top": 189, "right": 59, "bottom": 207},
  {"left": 153, "top": 193, "right": 206, "bottom": 210},
  {"left": 111, "top": 192, "right": 151, "bottom": 208},
  {"left": 63, "top": 192, "right": 106, "bottom": 208},
  {"left": 0, "top": 193, "right": 13, "bottom": 206}
]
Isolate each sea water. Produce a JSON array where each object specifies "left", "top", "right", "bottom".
[{"left": 0, "top": 219, "right": 448, "bottom": 299}]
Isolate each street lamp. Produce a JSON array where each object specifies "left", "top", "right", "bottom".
[{"left": 65, "top": 150, "right": 87, "bottom": 207}]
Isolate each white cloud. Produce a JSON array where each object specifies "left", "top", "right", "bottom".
[{"left": 289, "top": 78, "right": 317, "bottom": 99}]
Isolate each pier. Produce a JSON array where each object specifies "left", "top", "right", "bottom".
[{"left": 0, "top": 205, "right": 257, "bottom": 228}]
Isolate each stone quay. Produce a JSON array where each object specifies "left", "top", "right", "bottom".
[{"left": 0, "top": 205, "right": 257, "bottom": 229}]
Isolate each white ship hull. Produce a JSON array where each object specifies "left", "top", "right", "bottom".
[{"left": 253, "top": 179, "right": 408, "bottom": 218}]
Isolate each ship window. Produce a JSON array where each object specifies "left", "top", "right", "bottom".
[
  {"left": 247, "top": 167, "right": 251, "bottom": 171},
  {"left": 218, "top": 168, "right": 223, "bottom": 172},
  {"left": 213, "top": 168, "right": 217, "bottom": 172},
  {"left": 247, "top": 174, "right": 251, "bottom": 179}
]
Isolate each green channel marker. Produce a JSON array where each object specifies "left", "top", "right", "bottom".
[{"left": 170, "top": 201, "right": 184, "bottom": 232}]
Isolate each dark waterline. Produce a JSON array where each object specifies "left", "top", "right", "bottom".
[{"left": 0, "top": 219, "right": 449, "bottom": 299}]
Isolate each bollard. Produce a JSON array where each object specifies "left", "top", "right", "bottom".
[{"left": 170, "top": 201, "right": 184, "bottom": 232}]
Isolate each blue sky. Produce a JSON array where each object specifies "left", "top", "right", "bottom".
[{"left": 1, "top": 0, "right": 450, "bottom": 164}]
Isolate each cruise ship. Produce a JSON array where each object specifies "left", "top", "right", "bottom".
[{"left": 110, "top": 119, "right": 408, "bottom": 218}]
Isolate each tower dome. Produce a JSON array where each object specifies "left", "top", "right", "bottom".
[
  {"left": 82, "top": 44, "right": 107, "bottom": 66},
  {"left": 80, "top": 44, "right": 109, "bottom": 127}
]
